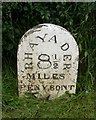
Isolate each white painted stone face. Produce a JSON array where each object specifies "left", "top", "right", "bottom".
[{"left": 17, "top": 23, "right": 79, "bottom": 100}]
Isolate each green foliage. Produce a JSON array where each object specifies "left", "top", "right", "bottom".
[
  {"left": 2, "top": 3, "right": 95, "bottom": 54},
  {"left": 2, "top": 2, "right": 95, "bottom": 90},
  {"left": 2, "top": 2, "right": 96, "bottom": 118}
]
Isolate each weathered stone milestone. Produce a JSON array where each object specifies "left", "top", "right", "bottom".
[{"left": 17, "top": 23, "right": 79, "bottom": 100}]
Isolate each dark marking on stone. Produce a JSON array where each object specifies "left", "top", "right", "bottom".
[
  {"left": 19, "top": 38, "right": 23, "bottom": 45},
  {"left": 33, "top": 24, "right": 48, "bottom": 29},
  {"left": 24, "top": 30, "right": 41, "bottom": 37},
  {"left": 21, "top": 70, "right": 24, "bottom": 73},
  {"left": 24, "top": 34, "right": 27, "bottom": 37}
]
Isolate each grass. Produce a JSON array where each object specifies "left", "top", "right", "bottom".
[{"left": 2, "top": 65, "right": 95, "bottom": 119}]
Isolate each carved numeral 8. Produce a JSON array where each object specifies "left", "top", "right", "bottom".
[{"left": 37, "top": 54, "right": 52, "bottom": 69}]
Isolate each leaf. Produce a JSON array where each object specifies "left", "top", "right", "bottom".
[
  {"left": 85, "top": 14, "right": 88, "bottom": 21},
  {"left": 85, "top": 51, "right": 88, "bottom": 58},
  {"left": 79, "top": 43, "right": 82, "bottom": 52}
]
